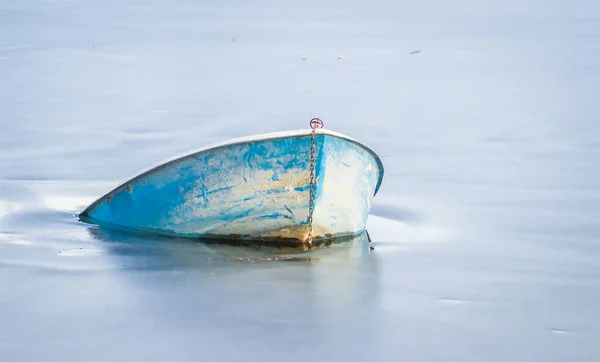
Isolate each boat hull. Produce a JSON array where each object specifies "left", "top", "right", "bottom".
[{"left": 78, "top": 129, "right": 383, "bottom": 244}]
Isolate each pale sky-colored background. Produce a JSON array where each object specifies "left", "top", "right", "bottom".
[{"left": 1, "top": 1, "right": 599, "bottom": 361}]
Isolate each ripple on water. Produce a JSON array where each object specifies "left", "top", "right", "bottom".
[
  {"left": 437, "top": 298, "right": 468, "bottom": 305},
  {"left": 57, "top": 248, "right": 106, "bottom": 257}
]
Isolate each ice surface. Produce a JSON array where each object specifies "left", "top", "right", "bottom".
[{"left": 1, "top": 0, "right": 599, "bottom": 361}]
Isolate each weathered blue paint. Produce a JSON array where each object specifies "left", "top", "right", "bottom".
[{"left": 78, "top": 129, "right": 384, "bottom": 243}]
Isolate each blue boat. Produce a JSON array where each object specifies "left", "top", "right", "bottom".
[{"left": 78, "top": 122, "right": 384, "bottom": 247}]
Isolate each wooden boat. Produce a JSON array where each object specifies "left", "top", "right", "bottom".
[{"left": 78, "top": 121, "right": 384, "bottom": 246}]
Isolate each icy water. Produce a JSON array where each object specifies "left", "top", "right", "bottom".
[{"left": 1, "top": 0, "right": 600, "bottom": 361}]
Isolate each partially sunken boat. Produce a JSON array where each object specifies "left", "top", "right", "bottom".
[{"left": 78, "top": 120, "right": 384, "bottom": 246}]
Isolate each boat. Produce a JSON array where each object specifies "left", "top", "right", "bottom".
[{"left": 78, "top": 119, "right": 384, "bottom": 247}]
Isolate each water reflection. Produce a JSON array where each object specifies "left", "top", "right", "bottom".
[{"left": 83, "top": 224, "right": 383, "bottom": 358}]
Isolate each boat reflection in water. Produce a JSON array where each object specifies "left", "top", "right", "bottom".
[{"left": 84, "top": 221, "right": 382, "bottom": 355}]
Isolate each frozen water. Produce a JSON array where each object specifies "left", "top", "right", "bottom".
[{"left": 1, "top": 0, "right": 599, "bottom": 361}]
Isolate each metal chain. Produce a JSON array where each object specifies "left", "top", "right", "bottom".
[{"left": 307, "top": 117, "right": 324, "bottom": 249}]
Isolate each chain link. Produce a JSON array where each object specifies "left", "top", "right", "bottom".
[{"left": 307, "top": 118, "right": 323, "bottom": 249}]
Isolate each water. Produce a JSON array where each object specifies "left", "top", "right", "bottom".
[{"left": 1, "top": 1, "right": 599, "bottom": 361}]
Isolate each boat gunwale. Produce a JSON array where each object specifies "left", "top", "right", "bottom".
[{"left": 79, "top": 129, "right": 384, "bottom": 217}]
